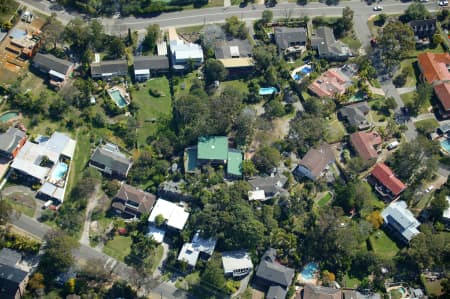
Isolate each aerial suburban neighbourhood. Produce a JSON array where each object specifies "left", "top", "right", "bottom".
[{"left": 0, "top": 0, "right": 449, "bottom": 298}]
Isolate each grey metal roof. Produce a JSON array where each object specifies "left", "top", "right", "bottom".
[
  {"left": 256, "top": 248, "right": 295, "bottom": 287},
  {"left": 0, "top": 249, "right": 21, "bottom": 267},
  {"left": 133, "top": 56, "right": 169, "bottom": 71},
  {"left": 33, "top": 53, "right": 73, "bottom": 75},
  {"left": 91, "top": 59, "right": 128, "bottom": 75},
  {"left": 274, "top": 27, "right": 307, "bottom": 50},
  {"left": 312, "top": 26, "right": 349, "bottom": 58},
  {"left": 267, "top": 285, "right": 287, "bottom": 299},
  {"left": 381, "top": 201, "right": 420, "bottom": 242},
  {"left": 0, "top": 127, "right": 25, "bottom": 155},
  {"left": 90, "top": 146, "right": 132, "bottom": 175},
  {"left": 338, "top": 102, "right": 370, "bottom": 128},
  {"left": 215, "top": 38, "right": 253, "bottom": 59},
  {"left": 248, "top": 175, "right": 287, "bottom": 195},
  {"left": 0, "top": 263, "right": 28, "bottom": 297}
]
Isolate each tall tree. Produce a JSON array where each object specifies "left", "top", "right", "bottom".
[
  {"left": 402, "top": 3, "right": 430, "bottom": 23},
  {"left": 203, "top": 59, "right": 227, "bottom": 85},
  {"left": 0, "top": 200, "right": 12, "bottom": 225},
  {"left": 377, "top": 21, "right": 415, "bottom": 70},
  {"left": 143, "top": 24, "right": 160, "bottom": 53}
]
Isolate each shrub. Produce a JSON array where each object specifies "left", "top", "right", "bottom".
[
  {"left": 393, "top": 73, "right": 407, "bottom": 87},
  {"left": 149, "top": 88, "right": 161, "bottom": 97}
]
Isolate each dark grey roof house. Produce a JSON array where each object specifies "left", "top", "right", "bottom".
[
  {"left": 409, "top": 19, "right": 437, "bottom": 39},
  {"left": 248, "top": 174, "right": 287, "bottom": 200},
  {"left": 0, "top": 249, "right": 22, "bottom": 267},
  {"left": 267, "top": 285, "right": 287, "bottom": 299},
  {"left": 0, "top": 127, "right": 26, "bottom": 159},
  {"left": 337, "top": 102, "right": 371, "bottom": 130},
  {"left": 0, "top": 263, "right": 28, "bottom": 299},
  {"left": 274, "top": 27, "right": 307, "bottom": 52},
  {"left": 215, "top": 38, "right": 253, "bottom": 59},
  {"left": 255, "top": 248, "right": 295, "bottom": 299},
  {"left": 91, "top": 59, "right": 128, "bottom": 80},
  {"left": 33, "top": 53, "right": 74, "bottom": 86},
  {"left": 112, "top": 183, "right": 156, "bottom": 219},
  {"left": 89, "top": 144, "right": 132, "bottom": 179},
  {"left": 133, "top": 56, "right": 169, "bottom": 81},
  {"left": 311, "top": 26, "right": 351, "bottom": 60}
]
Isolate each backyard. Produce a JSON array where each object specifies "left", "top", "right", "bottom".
[
  {"left": 400, "top": 91, "right": 432, "bottom": 114},
  {"left": 325, "top": 116, "right": 346, "bottom": 143},
  {"left": 421, "top": 275, "right": 444, "bottom": 297},
  {"left": 103, "top": 235, "right": 132, "bottom": 262},
  {"left": 132, "top": 77, "right": 172, "bottom": 147},
  {"left": 368, "top": 230, "right": 400, "bottom": 259},
  {"left": 316, "top": 192, "right": 332, "bottom": 208}
]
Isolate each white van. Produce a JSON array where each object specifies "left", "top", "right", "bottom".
[
  {"left": 387, "top": 141, "right": 399, "bottom": 150},
  {"left": 42, "top": 200, "right": 53, "bottom": 209}
]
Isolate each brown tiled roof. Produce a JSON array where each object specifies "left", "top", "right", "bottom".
[
  {"left": 350, "top": 131, "right": 382, "bottom": 161},
  {"left": 417, "top": 52, "right": 450, "bottom": 84},
  {"left": 434, "top": 82, "right": 450, "bottom": 112},
  {"left": 113, "top": 184, "right": 156, "bottom": 217},
  {"left": 299, "top": 144, "right": 335, "bottom": 178},
  {"left": 371, "top": 163, "right": 406, "bottom": 196}
]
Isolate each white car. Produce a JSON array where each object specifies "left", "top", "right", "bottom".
[
  {"left": 373, "top": 5, "right": 383, "bottom": 11},
  {"left": 439, "top": 0, "right": 449, "bottom": 6},
  {"left": 425, "top": 186, "right": 434, "bottom": 193}
]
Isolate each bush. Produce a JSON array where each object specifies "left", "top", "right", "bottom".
[
  {"left": 149, "top": 88, "right": 161, "bottom": 97},
  {"left": 393, "top": 73, "right": 407, "bottom": 87}
]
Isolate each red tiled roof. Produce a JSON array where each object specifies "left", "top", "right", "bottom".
[
  {"left": 371, "top": 163, "right": 406, "bottom": 196},
  {"left": 417, "top": 52, "right": 450, "bottom": 84},
  {"left": 350, "top": 131, "right": 382, "bottom": 161},
  {"left": 434, "top": 82, "right": 450, "bottom": 112},
  {"left": 307, "top": 68, "right": 349, "bottom": 98}
]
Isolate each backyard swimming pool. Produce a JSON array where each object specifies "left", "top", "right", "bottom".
[
  {"left": 109, "top": 89, "right": 129, "bottom": 108},
  {"left": 259, "top": 87, "right": 278, "bottom": 95},
  {"left": 51, "top": 162, "right": 68, "bottom": 181},
  {"left": 292, "top": 65, "right": 313, "bottom": 81},
  {"left": 0, "top": 111, "right": 19, "bottom": 123},
  {"left": 300, "top": 262, "right": 318, "bottom": 280},
  {"left": 441, "top": 138, "right": 450, "bottom": 154}
]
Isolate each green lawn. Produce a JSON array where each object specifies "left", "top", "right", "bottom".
[
  {"left": 132, "top": 77, "right": 172, "bottom": 147},
  {"left": 400, "top": 91, "right": 431, "bottom": 114},
  {"left": 146, "top": 244, "right": 165, "bottom": 274},
  {"left": 103, "top": 235, "right": 132, "bottom": 262},
  {"left": 325, "top": 117, "right": 346, "bottom": 143},
  {"left": 421, "top": 275, "right": 444, "bottom": 297},
  {"left": 341, "top": 33, "right": 362, "bottom": 51},
  {"left": 317, "top": 192, "right": 332, "bottom": 207},
  {"left": 66, "top": 130, "right": 91, "bottom": 196},
  {"left": 5, "top": 196, "right": 35, "bottom": 217},
  {"left": 220, "top": 80, "right": 249, "bottom": 95},
  {"left": 368, "top": 230, "right": 400, "bottom": 259},
  {"left": 342, "top": 274, "right": 361, "bottom": 288},
  {"left": 415, "top": 118, "right": 439, "bottom": 136},
  {"left": 395, "top": 58, "right": 418, "bottom": 88}
]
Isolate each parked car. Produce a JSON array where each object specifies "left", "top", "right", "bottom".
[
  {"left": 42, "top": 200, "right": 53, "bottom": 209},
  {"left": 387, "top": 141, "right": 400, "bottom": 150},
  {"left": 425, "top": 186, "right": 434, "bottom": 193},
  {"left": 373, "top": 5, "right": 383, "bottom": 11},
  {"left": 439, "top": 0, "right": 448, "bottom": 6}
]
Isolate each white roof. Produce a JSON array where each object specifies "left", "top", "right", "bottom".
[
  {"left": 147, "top": 225, "right": 166, "bottom": 243},
  {"left": 222, "top": 250, "right": 253, "bottom": 274},
  {"left": 381, "top": 200, "right": 420, "bottom": 242},
  {"left": 177, "top": 243, "right": 200, "bottom": 267},
  {"left": 248, "top": 190, "right": 266, "bottom": 201},
  {"left": 170, "top": 41, "right": 203, "bottom": 60},
  {"left": 134, "top": 69, "right": 150, "bottom": 75},
  {"left": 444, "top": 196, "right": 450, "bottom": 220},
  {"left": 38, "top": 182, "right": 65, "bottom": 201},
  {"left": 230, "top": 46, "right": 240, "bottom": 57},
  {"left": 49, "top": 69, "right": 66, "bottom": 80},
  {"left": 148, "top": 199, "right": 189, "bottom": 230},
  {"left": 11, "top": 156, "right": 49, "bottom": 181},
  {"left": 157, "top": 42, "right": 168, "bottom": 56}
]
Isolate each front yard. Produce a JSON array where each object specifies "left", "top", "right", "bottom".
[
  {"left": 103, "top": 235, "right": 132, "bottom": 262},
  {"left": 5, "top": 193, "right": 36, "bottom": 217},
  {"left": 368, "top": 230, "right": 400, "bottom": 259}
]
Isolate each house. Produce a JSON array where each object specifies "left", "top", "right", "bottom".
[
  {"left": 274, "top": 26, "right": 307, "bottom": 55},
  {"left": 409, "top": 19, "right": 436, "bottom": 40},
  {"left": 11, "top": 132, "right": 76, "bottom": 203},
  {"left": 169, "top": 36, "right": 203, "bottom": 71},
  {"left": 90, "top": 59, "right": 128, "bottom": 80},
  {"left": 311, "top": 26, "right": 351, "bottom": 60},
  {"left": 295, "top": 144, "right": 335, "bottom": 181},
  {"left": 184, "top": 136, "right": 243, "bottom": 178},
  {"left": 89, "top": 143, "right": 133, "bottom": 179},
  {"left": 148, "top": 198, "right": 189, "bottom": 230},
  {"left": 0, "top": 127, "right": 27, "bottom": 159},
  {"left": 215, "top": 38, "right": 253, "bottom": 73},
  {"left": 308, "top": 67, "right": 353, "bottom": 99},
  {"left": 381, "top": 201, "right": 420, "bottom": 244},
  {"left": 33, "top": 53, "right": 75, "bottom": 87},
  {"left": 248, "top": 174, "right": 287, "bottom": 201},
  {"left": 350, "top": 131, "right": 382, "bottom": 161},
  {"left": 222, "top": 250, "right": 253, "bottom": 278},
  {"left": 158, "top": 180, "right": 193, "bottom": 202},
  {"left": 133, "top": 55, "right": 169, "bottom": 81},
  {"left": 0, "top": 263, "right": 28, "bottom": 299},
  {"left": 255, "top": 248, "right": 295, "bottom": 299},
  {"left": 302, "top": 284, "right": 341, "bottom": 299},
  {"left": 111, "top": 184, "right": 156, "bottom": 219},
  {"left": 417, "top": 52, "right": 450, "bottom": 118},
  {"left": 0, "top": 249, "right": 22, "bottom": 268},
  {"left": 338, "top": 102, "right": 371, "bottom": 131},
  {"left": 177, "top": 231, "right": 217, "bottom": 268},
  {"left": 369, "top": 163, "right": 406, "bottom": 201}
]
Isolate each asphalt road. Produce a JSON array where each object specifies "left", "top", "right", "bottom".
[{"left": 19, "top": 0, "right": 439, "bottom": 35}]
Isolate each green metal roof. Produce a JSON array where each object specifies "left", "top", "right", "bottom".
[
  {"left": 227, "top": 150, "right": 243, "bottom": 176},
  {"left": 197, "top": 136, "right": 228, "bottom": 161}
]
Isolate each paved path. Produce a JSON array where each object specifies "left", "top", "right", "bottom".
[
  {"left": 397, "top": 86, "right": 416, "bottom": 95},
  {"left": 412, "top": 113, "right": 435, "bottom": 122}
]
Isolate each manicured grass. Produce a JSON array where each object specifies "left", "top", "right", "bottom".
[
  {"left": 341, "top": 33, "right": 362, "bottom": 51},
  {"left": 132, "top": 77, "right": 172, "bottom": 147},
  {"left": 415, "top": 118, "right": 439, "bottom": 135},
  {"left": 325, "top": 116, "right": 346, "bottom": 143},
  {"left": 175, "top": 271, "right": 200, "bottom": 290},
  {"left": 400, "top": 91, "right": 431, "bottom": 114},
  {"left": 221, "top": 80, "right": 249, "bottom": 95},
  {"left": 174, "top": 72, "right": 199, "bottom": 98},
  {"left": 103, "top": 235, "right": 132, "bottom": 262},
  {"left": 421, "top": 275, "right": 444, "bottom": 297},
  {"left": 408, "top": 44, "right": 445, "bottom": 58},
  {"left": 66, "top": 130, "right": 91, "bottom": 195},
  {"left": 395, "top": 58, "right": 418, "bottom": 88},
  {"left": 146, "top": 244, "right": 165, "bottom": 274},
  {"left": 317, "top": 192, "right": 332, "bottom": 207},
  {"left": 343, "top": 274, "right": 361, "bottom": 288},
  {"left": 5, "top": 196, "right": 36, "bottom": 217},
  {"left": 368, "top": 230, "right": 399, "bottom": 259}
]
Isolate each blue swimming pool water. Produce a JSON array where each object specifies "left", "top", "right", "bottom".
[
  {"left": 441, "top": 138, "right": 450, "bottom": 153},
  {"left": 301, "top": 262, "right": 318, "bottom": 280},
  {"left": 110, "top": 89, "right": 128, "bottom": 108},
  {"left": 294, "top": 65, "right": 313, "bottom": 81},
  {"left": 0, "top": 112, "right": 19, "bottom": 123},
  {"left": 259, "top": 87, "right": 278, "bottom": 95},
  {"left": 51, "top": 162, "right": 68, "bottom": 181}
]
